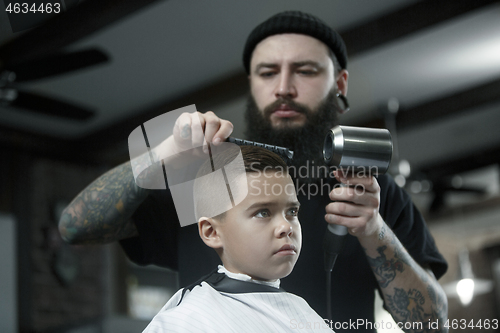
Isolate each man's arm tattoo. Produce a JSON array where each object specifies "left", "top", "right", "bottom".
[
  {"left": 386, "top": 286, "right": 448, "bottom": 333},
  {"left": 387, "top": 288, "right": 428, "bottom": 332},
  {"left": 60, "top": 154, "right": 152, "bottom": 243},
  {"left": 364, "top": 228, "right": 448, "bottom": 332},
  {"left": 365, "top": 245, "right": 405, "bottom": 288}
]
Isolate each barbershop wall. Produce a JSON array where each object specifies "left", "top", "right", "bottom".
[
  {"left": 1, "top": 149, "right": 112, "bottom": 332},
  {"left": 30, "top": 158, "right": 108, "bottom": 331}
]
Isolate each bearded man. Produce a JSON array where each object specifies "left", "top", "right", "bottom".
[{"left": 60, "top": 11, "right": 448, "bottom": 332}]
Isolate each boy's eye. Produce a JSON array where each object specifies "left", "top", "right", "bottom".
[
  {"left": 287, "top": 207, "right": 299, "bottom": 217},
  {"left": 255, "top": 209, "right": 271, "bottom": 218}
]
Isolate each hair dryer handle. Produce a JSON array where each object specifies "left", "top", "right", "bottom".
[{"left": 323, "top": 224, "right": 348, "bottom": 272}]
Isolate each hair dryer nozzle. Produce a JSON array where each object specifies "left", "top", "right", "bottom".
[{"left": 323, "top": 126, "right": 393, "bottom": 176}]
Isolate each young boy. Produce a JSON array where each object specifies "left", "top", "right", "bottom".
[{"left": 142, "top": 145, "right": 334, "bottom": 332}]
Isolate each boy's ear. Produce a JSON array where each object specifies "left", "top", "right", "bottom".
[{"left": 198, "top": 217, "right": 223, "bottom": 249}]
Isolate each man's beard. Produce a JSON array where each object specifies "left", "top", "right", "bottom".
[{"left": 244, "top": 91, "right": 340, "bottom": 183}]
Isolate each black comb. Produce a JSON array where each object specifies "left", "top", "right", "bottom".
[{"left": 227, "top": 137, "right": 294, "bottom": 165}]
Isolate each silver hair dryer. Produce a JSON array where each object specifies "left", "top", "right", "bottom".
[
  {"left": 323, "top": 125, "right": 393, "bottom": 175},
  {"left": 322, "top": 125, "right": 393, "bottom": 271}
]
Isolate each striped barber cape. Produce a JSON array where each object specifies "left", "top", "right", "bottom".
[{"left": 143, "top": 269, "right": 334, "bottom": 333}]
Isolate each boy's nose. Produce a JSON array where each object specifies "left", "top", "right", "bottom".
[{"left": 276, "top": 220, "right": 293, "bottom": 238}]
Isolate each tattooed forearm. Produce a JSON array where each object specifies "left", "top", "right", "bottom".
[
  {"left": 387, "top": 288, "right": 429, "bottom": 333},
  {"left": 59, "top": 155, "right": 152, "bottom": 244},
  {"left": 365, "top": 245, "right": 404, "bottom": 287},
  {"left": 387, "top": 288, "right": 426, "bottom": 322},
  {"left": 426, "top": 282, "right": 448, "bottom": 328},
  {"left": 361, "top": 223, "right": 448, "bottom": 332},
  {"left": 385, "top": 286, "right": 448, "bottom": 333}
]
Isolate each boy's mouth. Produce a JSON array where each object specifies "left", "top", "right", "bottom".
[{"left": 275, "top": 244, "right": 297, "bottom": 255}]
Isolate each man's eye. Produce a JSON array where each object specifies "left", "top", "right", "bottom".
[
  {"left": 298, "top": 70, "right": 316, "bottom": 76},
  {"left": 260, "top": 71, "right": 276, "bottom": 78},
  {"left": 255, "top": 209, "right": 271, "bottom": 218}
]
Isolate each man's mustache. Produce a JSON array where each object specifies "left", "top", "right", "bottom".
[{"left": 263, "top": 99, "right": 310, "bottom": 119}]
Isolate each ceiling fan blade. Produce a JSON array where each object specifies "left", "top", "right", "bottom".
[
  {"left": 9, "top": 48, "right": 109, "bottom": 82},
  {"left": 0, "top": 0, "right": 161, "bottom": 68},
  {"left": 9, "top": 90, "right": 95, "bottom": 121}
]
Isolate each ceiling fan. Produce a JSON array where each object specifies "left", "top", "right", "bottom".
[
  {"left": 0, "top": 0, "right": 161, "bottom": 121},
  {"left": 0, "top": 48, "right": 108, "bottom": 120}
]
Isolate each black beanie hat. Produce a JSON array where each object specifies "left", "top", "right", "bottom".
[{"left": 243, "top": 11, "right": 348, "bottom": 74}]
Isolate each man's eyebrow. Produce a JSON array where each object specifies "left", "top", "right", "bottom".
[
  {"left": 246, "top": 201, "right": 301, "bottom": 211},
  {"left": 254, "top": 63, "right": 279, "bottom": 72},
  {"left": 291, "top": 61, "right": 322, "bottom": 68},
  {"left": 254, "top": 61, "right": 323, "bottom": 73}
]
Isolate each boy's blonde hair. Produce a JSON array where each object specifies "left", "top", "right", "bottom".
[{"left": 194, "top": 145, "right": 289, "bottom": 221}]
